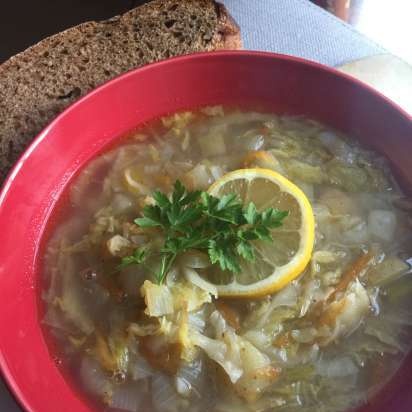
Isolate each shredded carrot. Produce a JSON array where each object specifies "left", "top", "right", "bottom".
[
  {"left": 318, "top": 299, "right": 346, "bottom": 327},
  {"left": 254, "top": 365, "right": 281, "bottom": 380},
  {"left": 328, "top": 252, "right": 374, "bottom": 302},
  {"left": 242, "top": 150, "right": 273, "bottom": 168},
  {"left": 307, "top": 252, "right": 374, "bottom": 332},
  {"left": 273, "top": 332, "right": 291, "bottom": 348},
  {"left": 215, "top": 300, "right": 241, "bottom": 331},
  {"left": 235, "top": 365, "right": 282, "bottom": 402}
]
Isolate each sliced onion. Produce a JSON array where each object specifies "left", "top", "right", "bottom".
[
  {"left": 124, "top": 168, "right": 151, "bottom": 196},
  {"left": 70, "top": 155, "right": 111, "bottom": 209},
  {"left": 382, "top": 308, "right": 412, "bottom": 326},
  {"left": 318, "top": 131, "right": 355, "bottom": 164},
  {"left": 306, "top": 343, "right": 320, "bottom": 363},
  {"left": 369, "top": 255, "right": 410, "bottom": 286},
  {"left": 175, "top": 358, "right": 204, "bottom": 398},
  {"left": 272, "top": 347, "right": 288, "bottom": 364},
  {"left": 242, "top": 330, "right": 271, "bottom": 352},
  {"left": 319, "top": 188, "right": 357, "bottom": 216},
  {"left": 111, "top": 193, "right": 134, "bottom": 215},
  {"left": 210, "top": 310, "right": 227, "bottom": 336},
  {"left": 198, "top": 131, "right": 226, "bottom": 157},
  {"left": 271, "top": 283, "right": 298, "bottom": 307},
  {"left": 57, "top": 254, "right": 95, "bottom": 335},
  {"left": 165, "top": 267, "right": 180, "bottom": 287},
  {"left": 209, "top": 165, "right": 225, "bottom": 181},
  {"left": 365, "top": 287, "right": 380, "bottom": 318},
  {"left": 188, "top": 309, "right": 207, "bottom": 333},
  {"left": 300, "top": 279, "right": 321, "bottom": 317},
  {"left": 159, "top": 142, "right": 175, "bottom": 161},
  {"left": 112, "top": 146, "right": 143, "bottom": 174},
  {"left": 364, "top": 318, "right": 406, "bottom": 352},
  {"left": 127, "top": 340, "right": 156, "bottom": 381},
  {"left": 241, "top": 132, "right": 265, "bottom": 151},
  {"left": 129, "top": 355, "right": 155, "bottom": 381},
  {"left": 273, "top": 343, "right": 319, "bottom": 367},
  {"left": 357, "top": 192, "right": 393, "bottom": 212},
  {"left": 313, "top": 204, "right": 331, "bottom": 221},
  {"left": 175, "top": 376, "right": 191, "bottom": 398},
  {"left": 291, "top": 328, "right": 318, "bottom": 343},
  {"left": 184, "top": 164, "right": 212, "bottom": 190},
  {"left": 53, "top": 216, "right": 89, "bottom": 243},
  {"left": 152, "top": 373, "right": 181, "bottom": 412},
  {"left": 316, "top": 356, "right": 358, "bottom": 378},
  {"left": 184, "top": 268, "right": 218, "bottom": 297},
  {"left": 191, "top": 331, "right": 243, "bottom": 383},
  {"left": 143, "top": 164, "right": 161, "bottom": 174},
  {"left": 79, "top": 356, "right": 112, "bottom": 397},
  {"left": 173, "top": 161, "right": 194, "bottom": 173},
  {"left": 257, "top": 283, "right": 298, "bottom": 328},
  {"left": 368, "top": 209, "right": 397, "bottom": 242},
  {"left": 342, "top": 220, "right": 369, "bottom": 244},
  {"left": 110, "top": 382, "right": 146, "bottom": 411},
  {"left": 322, "top": 280, "right": 370, "bottom": 344},
  {"left": 42, "top": 307, "right": 71, "bottom": 332}
]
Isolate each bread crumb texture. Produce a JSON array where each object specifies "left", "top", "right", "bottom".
[{"left": 0, "top": 0, "right": 240, "bottom": 181}]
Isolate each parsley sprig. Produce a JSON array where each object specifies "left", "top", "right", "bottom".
[{"left": 120, "top": 181, "right": 288, "bottom": 284}]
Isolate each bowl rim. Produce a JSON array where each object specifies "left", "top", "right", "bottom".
[
  {"left": 0, "top": 50, "right": 411, "bottom": 412},
  {"left": 2, "top": 50, "right": 411, "bottom": 194}
]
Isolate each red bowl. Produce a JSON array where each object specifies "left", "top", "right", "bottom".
[{"left": 0, "top": 51, "right": 411, "bottom": 412}]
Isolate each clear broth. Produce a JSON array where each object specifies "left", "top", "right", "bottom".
[{"left": 42, "top": 108, "right": 412, "bottom": 412}]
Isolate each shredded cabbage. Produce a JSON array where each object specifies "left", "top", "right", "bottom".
[
  {"left": 319, "top": 279, "right": 370, "bottom": 345},
  {"left": 141, "top": 281, "right": 174, "bottom": 317},
  {"left": 192, "top": 331, "right": 243, "bottom": 383}
]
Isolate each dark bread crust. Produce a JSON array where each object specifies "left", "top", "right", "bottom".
[{"left": 0, "top": 0, "right": 241, "bottom": 181}]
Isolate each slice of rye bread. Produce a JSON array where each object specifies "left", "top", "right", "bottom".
[{"left": 0, "top": 0, "right": 241, "bottom": 181}]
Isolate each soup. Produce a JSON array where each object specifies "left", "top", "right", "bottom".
[{"left": 43, "top": 107, "right": 412, "bottom": 412}]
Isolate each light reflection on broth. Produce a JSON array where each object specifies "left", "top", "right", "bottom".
[{"left": 42, "top": 107, "right": 412, "bottom": 412}]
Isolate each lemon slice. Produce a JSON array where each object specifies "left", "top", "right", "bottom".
[{"left": 187, "top": 168, "right": 315, "bottom": 298}]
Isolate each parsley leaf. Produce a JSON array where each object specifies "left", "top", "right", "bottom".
[
  {"left": 236, "top": 240, "right": 255, "bottom": 262},
  {"left": 118, "top": 248, "right": 147, "bottom": 270},
  {"left": 119, "top": 180, "right": 288, "bottom": 284}
]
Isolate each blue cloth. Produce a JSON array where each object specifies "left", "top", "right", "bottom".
[{"left": 222, "top": 0, "right": 384, "bottom": 66}]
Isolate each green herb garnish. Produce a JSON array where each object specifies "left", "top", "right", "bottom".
[{"left": 120, "top": 180, "right": 288, "bottom": 284}]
